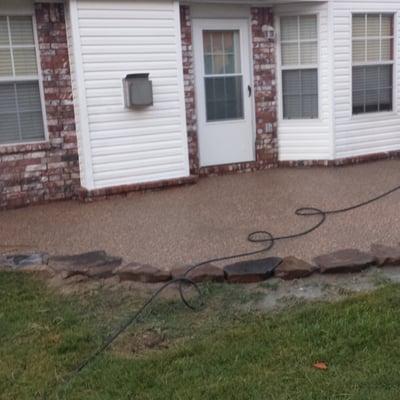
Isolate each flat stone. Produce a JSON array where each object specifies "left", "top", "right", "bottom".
[
  {"left": 314, "top": 249, "right": 375, "bottom": 274},
  {"left": 0, "top": 253, "right": 49, "bottom": 272},
  {"left": 48, "top": 251, "right": 122, "bottom": 279},
  {"left": 114, "top": 263, "right": 171, "bottom": 283},
  {"left": 370, "top": 243, "right": 400, "bottom": 267},
  {"left": 171, "top": 264, "right": 224, "bottom": 283},
  {"left": 274, "top": 256, "right": 318, "bottom": 280},
  {"left": 223, "top": 257, "right": 282, "bottom": 284}
]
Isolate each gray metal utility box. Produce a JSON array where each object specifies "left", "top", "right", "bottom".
[{"left": 123, "top": 73, "right": 153, "bottom": 108}]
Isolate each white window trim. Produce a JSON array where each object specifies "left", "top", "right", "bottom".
[
  {"left": 351, "top": 12, "right": 397, "bottom": 118},
  {"left": 0, "top": 13, "right": 48, "bottom": 147},
  {"left": 277, "top": 13, "right": 321, "bottom": 122}
]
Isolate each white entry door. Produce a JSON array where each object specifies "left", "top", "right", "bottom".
[{"left": 193, "top": 19, "right": 254, "bottom": 167}]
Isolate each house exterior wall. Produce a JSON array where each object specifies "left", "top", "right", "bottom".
[
  {"left": 182, "top": 4, "right": 278, "bottom": 175},
  {"left": 2, "top": 0, "right": 400, "bottom": 210},
  {"left": 274, "top": 1, "right": 334, "bottom": 161},
  {"left": 67, "top": 0, "right": 190, "bottom": 190},
  {"left": 333, "top": 0, "right": 400, "bottom": 159},
  {"left": 0, "top": 2, "right": 80, "bottom": 210}
]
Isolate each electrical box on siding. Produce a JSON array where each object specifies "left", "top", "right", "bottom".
[{"left": 123, "top": 73, "right": 153, "bottom": 108}]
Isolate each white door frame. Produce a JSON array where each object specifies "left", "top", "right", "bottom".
[{"left": 192, "top": 18, "right": 255, "bottom": 167}]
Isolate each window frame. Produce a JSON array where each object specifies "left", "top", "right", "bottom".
[
  {"left": 277, "top": 13, "right": 321, "bottom": 122},
  {"left": 0, "top": 13, "right": 47, "bottom": 146},
  {"left": 351, "top": 12, "right": 396, "bottom": 117}
]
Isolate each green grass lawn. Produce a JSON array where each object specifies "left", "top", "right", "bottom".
[{"left": 2, "top": 271, "right": 400, "bottom": 400}]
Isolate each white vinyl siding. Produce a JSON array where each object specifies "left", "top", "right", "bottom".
[
  {"left": 276, "top": 2, "right": 333, "bottom": 161},
  {"left": 333, "top": 0, "right": 400, "bottom": 159},
  {"left": 0, "top": 15, "right": 45, "bottom": 145},
  {"left": 68, "top": 0, "right": 189, "bottom": 190}
]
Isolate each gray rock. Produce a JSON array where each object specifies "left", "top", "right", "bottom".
[
  {"left": 171, "top": 264, "right": 224, "bottom": 283},
  {"left": 0, "top": 253, "right": 49, "bottom": 272},
  {"left": 314, "top": 249, "right": 375, "bottom": 274},
  {"left": 224, "top": 257, "right": 282, "bottom": 284},
  {"left": 370, "top": 244, "right": 400, "bottom": 267},
  {"left": 275, "top": 256, "right": 318, "bottom": 280},
  {"left": 114, "top": 263, "right": 171, "bottom": 283},
  {"left": 48, "top": 251, "right": 122, "bottom": 279},
  {"left": 0, "top": 255, "right": 14, "bottom": 270}
]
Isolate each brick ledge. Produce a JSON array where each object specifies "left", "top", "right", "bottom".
[
  {"left": 279, "top": 150, "right": 400, "bottom": 168},
  {"left": 79, "top": 175, "right": 199, "bottom": 202},
  {"left": 0, "top": 141, "right": 52, "bottom": 156}
]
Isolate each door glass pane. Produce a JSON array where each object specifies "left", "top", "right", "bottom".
[
  {"left": 205, "top": 76, "right": 243, "bottom": 122},
  {"left": 203, "top": 30, "right": 243, "bottom": 122},
  {"left": 203, "top": 30, "right": 241, "bottom": 75}
]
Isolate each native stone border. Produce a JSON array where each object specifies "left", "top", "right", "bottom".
[{"left": 2, "top": 243, "right": 400, "bottom": 286}]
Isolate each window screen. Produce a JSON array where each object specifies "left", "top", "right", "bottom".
[
  {"left": 203, "top": 30, "right": 244, "bottom": 122},
  {"left": 352, "top": 14, "right": 394, "bottom": 115},
  {"left": 0, "top": 16, "right": 44, "bottom": 144},
  {"left": 280, "top": 15, "right": 318, "bottom": 119}
]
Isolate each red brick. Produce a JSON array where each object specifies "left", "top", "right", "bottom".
[{"left": 0, "top": 3, "right": 80, "bottom": 210}]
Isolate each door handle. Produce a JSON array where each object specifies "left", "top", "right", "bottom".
[{"left": 248, "top": 85, "right": 252, "bottom": 97}]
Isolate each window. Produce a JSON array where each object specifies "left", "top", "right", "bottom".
[
  {"left": 203, "top": 30, "right": 243, "bottom": 122},
  {"left": 280, "top": 15, "right": 318, "bottom": 119},
  {"left": 0, "top": 16, "right": 45, "bottom": 145},
  {"left": 352, "top": 14, "right": 394, "bottom": 114}
]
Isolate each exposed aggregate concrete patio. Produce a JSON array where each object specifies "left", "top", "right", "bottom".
[{"left": 1, "top": 160, "right": 400, "bottom": 271}]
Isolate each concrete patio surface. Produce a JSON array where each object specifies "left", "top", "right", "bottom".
[{"left": 1, "top": 160, "right": 400, "bottom": 270}]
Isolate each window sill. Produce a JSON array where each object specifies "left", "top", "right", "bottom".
[
  {"left": 0, "top": 140, "right": 50, "bottom": 156},
  {"left": 351, "top": 111, "right": 397, "bottom": 121}
]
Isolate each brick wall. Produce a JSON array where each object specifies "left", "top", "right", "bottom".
[
  {"left": 0, "top": 3, "right": 80, "bottom": 210},
  {"left": 251, "top": 7, "right": 278, "bottom": 167},
  {"left": 180, "top": 5, "right": 199, "bottom": 175}
]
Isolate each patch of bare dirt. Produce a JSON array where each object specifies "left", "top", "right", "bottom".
[{"left": 112, "top": 328, "right": 170, "bottom": 358}]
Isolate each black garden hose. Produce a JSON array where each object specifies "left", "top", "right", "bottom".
[{"left": 54, "top": 181, "right": 400, "bottom": 398}]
